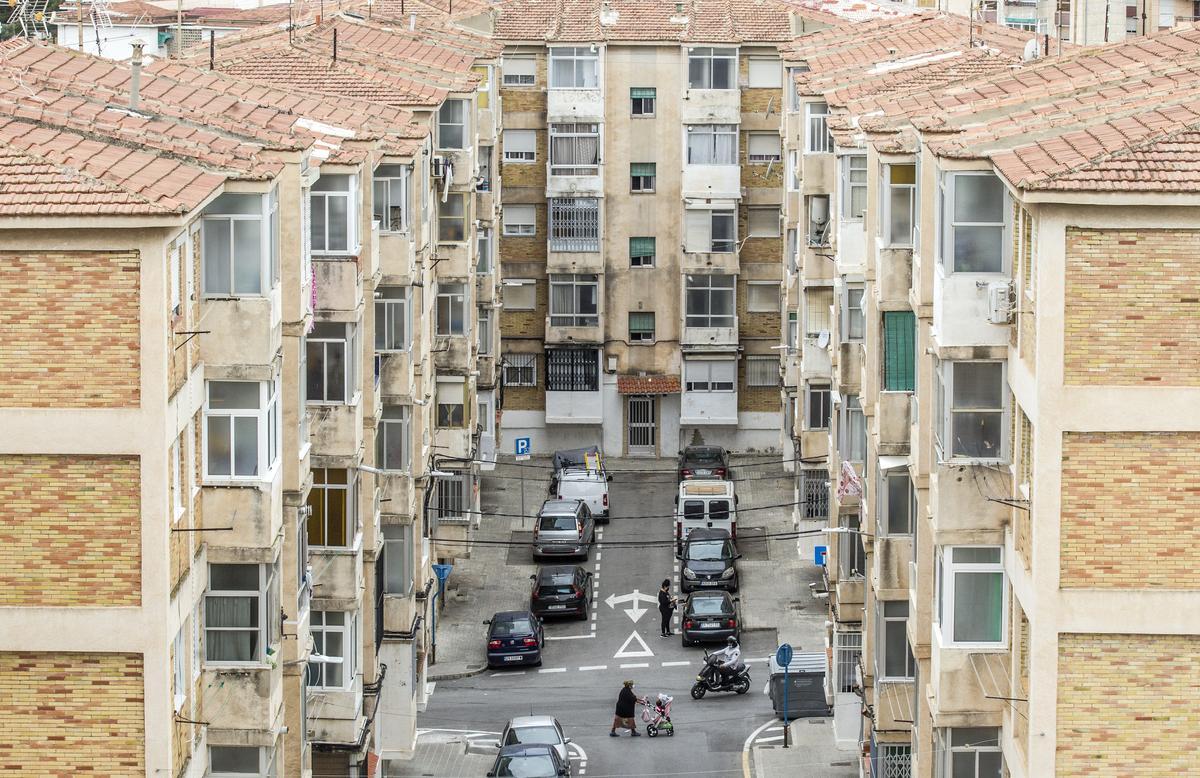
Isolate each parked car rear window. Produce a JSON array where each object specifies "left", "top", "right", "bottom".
[
  {"left": 493, "top": 617, "right": 535, "bottom": 636},
  {"left": 688, "top": 449, "right": 724, "bottom": 465},
  {"left": 507, "top": 726, "right": 560, "bottom": 745},
  {"left": 538, "top": 584, "right": 575, "bottom": 596},
  {"left": 690, "top": 597, "right": 729, "bottom": 615},
  {"left": 539, "top": 515, "right": 578, "bottom": 531},
  {"left": 686, "top": 541, "right": 730, "bottom": 561},
  {"left": 494, "top": 754, "right": 556, "bottom": 777}
]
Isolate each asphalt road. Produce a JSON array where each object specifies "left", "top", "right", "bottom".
[{"left": 418, "top": 465, "right": 780, "bottom": 778}]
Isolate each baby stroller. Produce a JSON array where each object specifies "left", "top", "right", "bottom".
[{"left": 640, "top": 693, "right": 675, "bottom": 737}]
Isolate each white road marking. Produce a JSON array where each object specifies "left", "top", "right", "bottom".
[
  {"left": 744, "top": 657, "right": 769, "bottom": 664},
  {"left": 595, "top": 552, "right": 602, "bottom": 561},
  {"left": 757, "top": 735, "right": 786, "bottom": 743},
  {"left": 619, "top": 662, "right": 650, "bottom": 669},
  {"left": 613, "top": 630, "right": 654, "bottom": 659},
  {"left": 660, "top": 660, "right": 691, "bottom": 667},
  {"left": 489, "top": 670, "right": 525, "bottom": 677},
  {"left": 765, "top": 726, "right": 784, "bottom": 732},
  {"left": 578, "top": 665, "right": 608, "bottom": 671},
  {"left": 591, "top": 611, "right": 598, "bottom": 620},
  {"left": 538, "top": 667, "right": 567, "bottom": 673},
  {"left": 546, "top": 633, "right": 595, "bottom": 641}
]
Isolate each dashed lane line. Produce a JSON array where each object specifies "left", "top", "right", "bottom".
[
  {"left": 660, "top": 660, "right": 691, "bottom": 667},
  {"left": 619, "top": 662, "right": 650, "bottom": 669},
  {"left": 538, "top": 667, "right": 567, "bottom": 673},
  {"left": 579, "top": 665, "right": 608, "bottom": 671}
]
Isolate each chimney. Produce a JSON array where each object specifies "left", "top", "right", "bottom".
[
  {"left": 129, "top": 41, "right": 144, "bottom": 110},
  {"left": 409, "top": 12, "right": 417, "bottom": 30}
]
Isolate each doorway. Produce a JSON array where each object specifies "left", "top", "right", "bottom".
[{"left": 627, "top": 395, "right": 657, "bottom": 456}]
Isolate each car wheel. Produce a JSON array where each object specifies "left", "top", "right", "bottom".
[
  {"left": 577, "top": 608, "right": 588, "bottom": 621},
  {"left": 681, "top": 635, "right": 691, "bottom": 647},
  {"left": 532, "top": 656, "right": 542, "bottom": 667}
]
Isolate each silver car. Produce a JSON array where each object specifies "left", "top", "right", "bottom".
[
  {"left": 497, "top": 715, "right": 572, "bottom": 767},
  {"left": 533, "top": 500, "right": 595, "bottom": 560}
]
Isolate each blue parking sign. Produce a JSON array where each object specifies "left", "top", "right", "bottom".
[{"left": 515, "top": 437, "right": 531, "bottom": 456}]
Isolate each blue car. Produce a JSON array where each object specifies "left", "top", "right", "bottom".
[
  {"left": 486, "top": 610, "right": 544, "bottom": 669},
  {"left": 487, "top": 743, "right": 570, "bottom": 777}
]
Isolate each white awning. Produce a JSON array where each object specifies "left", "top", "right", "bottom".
[{"left": 878, "top": 456, "right": 909, "bottom": 472}]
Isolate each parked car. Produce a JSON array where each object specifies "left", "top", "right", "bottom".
[
  {"left": 533, "top": 499, "right": 595, "bottom": 560},
  {"left": 486, "top": 610, "right": 544, "bottom": 668},
  {"left": 677, "top": 445, "right": 730, "bottom": 482},
  {"left": 530, "top": 565, "right": 593, "bottom": 619},
  {"left": 554, "top": 468, "right": 611, "bottom": 522},
  {"left": 551, "top": 446, "right": 604, "bottom": 479},
  {"left": 678, "top": 528, "right": 739, "bottom": 593},
  {"left": 487, "top": 743, "right": 570, "bottom": 777},
  {"left": 675, "top": 479, "right": 736, "bottom": 552},
  {"left": 498, "top": 715, "right": 572, "bottom": 766},
  {"left": 681, "top": 591, "right": 740, "bottom": 647}
]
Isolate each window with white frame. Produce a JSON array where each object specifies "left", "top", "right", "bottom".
[
  {"left": 786, "top": 228, "right": 798, "bottom": 273},
  {"left": 438, "top": 193, "right": 467, "bottom": 243},
  {"left": 630, "top": 236, "right": 656, "bottom": 267},
  {"left": 206, "top": 563, "right": 276, "bottom": 663},
  {"left": 806, "top": 383, "right": 830, "bottom": 429},
  {"left": 375, "top": 286, "right": 408, "bottom": 352},
  {"left": 503, "top": 279, "right": 535, "bottom": 309},
  {"left": 687, "top": 46, "right": 736, "bottom": 89},
  {"left": 310, "top": 174, "right": 356, "bottom": 254},
  {"left": 747, "top": 281, "right": 778, "bottom": 313},
  {"left": 935, "top": 361, "right": 1007, "bottom": 460},
  {"left": 746, "top": 356, "right": 779, "bottom": 387},
  {"left": 171, "top": 435, "right": 184, "bottom": 522},
  {"left": 880, "top": 470, "right": 914, "bottom": 535},
  {"left": 630, "top": 163, "right": 656, "bottom": 192},
  {"left": 936, "top": 547, "right": 1006, "bottom": 646},
  {"left": 204, "top": 380, "right": 279, "bottom": 479},
  {"left": 686, "top": 124, "right": 737, "bottom": 165},
  {"left": 787, "top": 310, "right": 798, "bottom": 349},
  {"left": 787, "top": 149, "right": 801, "bottom": 191},
  {"left": 307, "top": 468, "right": 356, "bottom": 547},
  {"left": 833, "top": 627, "right": 862, "bottom": 693},
  {"left": 209, "top": 745, "right": 276, "bottom": 777},
  {"left": 748, "top": 132, "right": 782, "bottom": 163},
  {"left": 309, "top": 611, "right": 355, "bottom": 690},
  {"left": 434, "top": 475, "right": 469, "bottom": 523},
  {"left": 804, "top": 101, "right": 832, "bottom": 153},
  {"left": 549, "top": 273, "right": 599, "bottom": 326},
  {"left": 202, "top": 192, "right": 272, "bottom": 295},
  {"left": 808, "top": 194, "right": 831, "bottom": 245},
  {"left": 877, "top": 600, "right": 915, "bottom": 679},
  {"left": 436, "top": 283, "right": 466, "bottom": 336},
  {"left": 502, "top": 56, "right": 536, "bottom": 85},
  {"left": 172, "top": 623, "right": 187, "bottom": 711},
  {"left": 884, "top": 163, "right": 916, "bottom": 246},
  {"left": 502, "top": 204, "right": 536, "bottom": 236},
  {"left": 748, "top": 206, "right": 780, "bottom": 238},
  {"left": 747, "top": 57, "right": 782, "bottom": 87},
  {"left": 935, "top": 728, "right": 1002, "bottom": 778},
  {"left": 805, "top": 287, "right": 833, "bottom": 337},
  {"left": 503, "top": 129, "right": 536, "bottom": 162},
  {"left": 503, "top": 353, "right": 536, "bottom": 386},
  {"left": 297, "top": 336, "right": 309, "bottom": 439},
  {"left": 940, "top": 172, "right": 1006, "bottom": 272},
  {"left": 840, "top": 394, "right": 865, "bottom": 462},
  {"left": 168, "top": 234, "right": 184, "bottom": 316},
  {"left": 549, "top": 123, "right": 601, "bottom": 176},
  {"left": 685, "top": 274, "right": 735, "bottom": 327},
  {"left": 294, "top": 510, "right": 309, "bottom": 615},
  {"left": 437, "top": 380, "right": 465, "bottom": 427},
  {"left": 841, "top": 286, "right": 865, "bottom": 342},
  {"left": 377, "top": 406, "right": 410, "bottom": 472},
  {"left": 307, "top": 322, "right": 357, "bottom": 403},
  {"left": 549, "top": 46, "right": 599, "bottom": 88},
  {"left": 684, "top": 360, "right": 735, "bottom": 392},
  {"left": 478, "top": 307, "right": 492, "bottom": 355},
  {"left": 373, "top": 165, "right": 409, "bottom": 233},
  {"left": 437, "top": 99, "right": 469, "bottom": 149},
  {"left": 382, "top": 524, "right": 414, "bottom": 594},
  {"left": 684, "top": 209, "right": 736, "bottom": 253},
  {"left": 477, "top": 226, "right": 493, "bottom": 273},
  {"left": 630, "top": 87, "right": 656, "bottom": 116},
  {"left": 843, "top": 155, "right": 867, "bottom": 219},
  {"left": 629, "top": 312, "right": 655, "bottom": 343},
  {"left": 838, "top": 512, "right": 865, "bottom": 578},
  {"left": 549, "top": 197, "right": 600, "bottom": 251}
]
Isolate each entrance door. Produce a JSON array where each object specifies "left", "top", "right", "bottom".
[{"left": 627, "top": 395, "right": 657, "bottom": 456}]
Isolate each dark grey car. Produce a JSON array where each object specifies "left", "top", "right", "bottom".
[
  {"left": 533, "top": 499, "right": 595, "bottom": 560},
  {"left": 678, "top": 528, "right": 739, "bottom": 593}
]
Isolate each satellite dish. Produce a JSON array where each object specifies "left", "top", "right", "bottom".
[
  {"left": 1023, "top": 38, "right": 1040, "bottom": 61},
  {"left": 816, "top": 330, "right": 831, "bottom": 349}
]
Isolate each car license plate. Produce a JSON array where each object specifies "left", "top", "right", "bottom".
[
  {"left": 701, "top": 622, "right": 719, "bottom": 628},
  {"left": 503, "top": 655, "right": 524, "bottom": 662},
  {"left": 548, "top": 604, "right": 567, "bottom": 610},
  {"left": 696, "top": 469, "right": 712, "bottom": 475},
  {"left": 700, "top": 581, "right": 718, "bottom": 586}
]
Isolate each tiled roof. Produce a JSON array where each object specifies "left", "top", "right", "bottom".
[{"left": 617, "top": 374, "right": 681, "bottom": 394}]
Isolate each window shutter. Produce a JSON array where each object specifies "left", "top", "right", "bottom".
[
  {"left": 630, "top": 163, "right": 656, "bottom": 177},
  {"left": 684, "top": 210, "right": 709, "bottom": 252},
  {"left": 629, "top": 237, "right": 655, "bottom": 257},
  {"left": 883, "top": 311, "right": 916, "bottom": 392},
  {"left": 630, "top": 87, "right": 656, "bottom": 98},
  {"left": 629, "top": 312, "right": 654, "bottom": 330}
]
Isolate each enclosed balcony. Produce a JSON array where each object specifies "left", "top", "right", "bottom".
[
  {"left": 680, "top": 358, "right": 738, "bottom": 425},
  {"left": 314, "top": 257, "right": 362, "bottom": 314},
  {"left": 682, "top": 273, "right": 738, "bottom": 347},
  {"left": 544, "top": 348, "right": 602, "bottom": 425},
  {"left": 200, "top": 297, "right": 281, "bottom": 369}
]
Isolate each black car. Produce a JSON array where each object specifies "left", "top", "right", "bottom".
[
  {"left": 678, "top": 528, "right": 739, "bottom": 593},
  {"left": 681, "top": 591, "right": 740, "bottom": 647},
  {"left": 486, "top": 610, "right": 544, "bottom": 668},
  {"left": 677, "top": 446, "right": 731, "bottom": 482},
  {"left": 530, "top": 565, "right": 593, "bottom": 619},
  {"left": 487, "top": 743, "right": 571, "bottom": 777}
]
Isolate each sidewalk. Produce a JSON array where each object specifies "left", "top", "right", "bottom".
[{"left": 382, "top": 731, "right": 496, "bottom": 777}]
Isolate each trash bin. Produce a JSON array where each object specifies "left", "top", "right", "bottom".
[{"left": 768, "top": 651, "right": 831, "bottom": 718}]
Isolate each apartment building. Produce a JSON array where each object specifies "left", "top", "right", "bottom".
[{"left": 783, "top": 17, "right": 1200, "bottom": 778}]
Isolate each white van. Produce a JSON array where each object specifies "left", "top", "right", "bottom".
[
  {"left": 556, "top": 469, "right": 611, "bottom": 522},
  {"left": 675, "top": 480, "right": 736, "bottom": 550}
]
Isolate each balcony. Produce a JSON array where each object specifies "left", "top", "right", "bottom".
[
  {"left": 546, "top": 88, "right": 603, "bottom": 122},
  {"left": 681, "top": 89, "right": 740, "bottom": 124},
  {"left": 308, "top": 680, "right": 364, "bottom": 745},
  {"left": 682, "top": 318, "right": 739, "bottom": 348},
  {"left": 201, "top": 475, "right": 284, "bottom": 552},
  {"left": 682, "top": 249, "right": 739, "bottom": 275},
  {"left": 546, "top": 168, "right": 604, "bottom": 198},
  {"left": 802, "top": 246, "right": 836, "bottom": 283},
  {"left": 433, "top": 425, "right": 473, "bottom": 459},
  {"left": 681, "top": 164, "right": 740, "bottom": 199},
  {"left": 877, "top": 247, "right": 913, "bottom": 304},
  {"left": 801, "top": 337, "right": 831, "bottom": 378},
  {"left": 929, "top": 634, "right": 1009, "bottom": 717},
  {"left": 432, "top": 336, "right": 473, "bottom": 372},
  {"left": 199, "top": 297, "right": 281, "bottom": 368},
  {"left": 545, "top": 318, "right": 603, "bottom": 346},
  {"left": 314, "top": 257, "right": 362, "bottom": 313},
  {"left": 476, "top": 188, "right": 495, "bottom": 221},
  {"left": 476, "top": 354, "right": 498, "bottom": 388},
  {"left": 309, "top": 401, "right": 364, "bottom": 460},
  {"left": 378, "top": 232, "right": 416, "bottom": 284},
  {"left": 433, "top": 243, "right": 471, "bottom": 280},
  {"left": 799, "top": 428, "right": 829, "bottom": 460},
  {"left": 545, "top": 388, "right": 603, "bottom": 424},
  {"left": 378, "top": 474, "right": 414, "bottom": 518},
  {"left": 836, "top": 341, "right": 862, "bottom": 389},
  {"left": 873, "top": 680, "right": 916, "bottom": 731},
  {"left": 383, "top": 588, "right": 419, "bottom": 634},
  {"left": 311, "top": 543, "right": 363, "bottom": 604},
  {"left": 680, "top": 389, "right": 738, "bottom": 426},
  {"left": 202, "top": 664, "right": 282, "bottom": 732},
  {"left": 876, "top": 392, "right": 912, "bottom": 453},
  {"left": 872, "top": 535, "right": 912, "bottom": 596},
  {"left": 782, "top": 353, "right": 800, "bottom": 388},
  {"left": 834, "top": 574, "right": 864, "bottom": 607},
  {"left": 438, "top": 149, "right": 476, "bottom": 189},
  {"left": 930, "top": 463, "right": 1011, "bottom": 539},
  {"left": 932, "top": 266, "right": 1011, "bottom": 348},
  {"left": 379, "top": 351, "right": 414, "bottom": 402}
]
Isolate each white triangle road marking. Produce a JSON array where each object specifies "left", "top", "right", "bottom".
[{"left": 613, "top": 629, "right": 654, "bottom": 659}]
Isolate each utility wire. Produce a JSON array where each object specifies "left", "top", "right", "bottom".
[
  {"left": 423, "top": 528, "right": 828, "bottom": 549},
  {"left": 434, "top": 498, "right": 820, "bottom": 523}
]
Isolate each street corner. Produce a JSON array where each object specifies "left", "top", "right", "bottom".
[{"left": 744, "top": 716, "right": 858, "bottom": 778}]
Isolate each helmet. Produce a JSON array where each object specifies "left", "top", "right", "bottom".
[{"left": 726, "top": 636, "right": 739, "bottom": 647}]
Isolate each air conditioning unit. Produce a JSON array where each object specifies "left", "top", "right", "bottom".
[
  {"left": 987, "top": 280, "right": 1015, "bottom": 325},
  {"left": 430, "top": 154, "right": 448, "bottom": 179}
]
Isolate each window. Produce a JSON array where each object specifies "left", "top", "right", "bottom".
[
  {"left": 502, "top": 56, "right": 535, "bottom": 85},
  {"left": 202, "top": 192, "right": 270, "bottom": 295},
  {"left": 802, "top": 468, "right": 829, "bottom": 519},
  {"left": 549, "top": 123, "right": 600, "bottom": 176},
  {"left": 377, "top": 406, "right": 410, "bottom": 472},
  {"left": 437, "top": 99, "right": 468, "bottom": 149},
  {"left": 206, "top": 563, "right": 274, "bottom": 663},
  {"left": 545, "top": 348, "right": 599, "bottom": 391},
  {"left": 308, "top": 468, "right": 355, "bottom": 547},
  {"left": 684, "top": 210, "right": 736, "bottom": 253},
  {"left": 806, "top": 383, "right": 831, "bottom": 429},
  {"left": 375, "top": 287, "right": 408, "bottom": 352},
  {"left": 843, "top": 155, "right": 867, "bottom": 219},
  {"left": 436, "top": 283, "right": 466, "bottom": 336},
  {"left": 842, "top": 286, "right": 865, "bottom": 342},
  {"left": 210, "top": 745, "right": 275, "bottom": 777},
  {"left": 168, "top": 234, "right": 184, "bottom": 316},
  {"left": 884, "top": 164, "right": 916, "bottom": 246},
  {"left": 877, "top": 744, "right": 912, "bottom": 778},
  {"left": 937, "top": 547, "right": 1006, "bottom": 646},
  {"left": 685, "top": 274, "right": 735, "bottom": 327},
  {"left": 630, "top": 236, "right": 655, "bottom": 267},
  {"left": 805, "top": 102, "right": 832, "bottom": 153},
  {"left": 880, "top": 471, "right": 913, "bottom": 535},
  {"left": 503, "top": 353, "right": 536, "bottom": 387},
  {"left": 310, "top": 174, "right": 355, "bottom": 254},
  {"left": 747, "top": 282, "right": 778, "bottom": 313},
  {"left": 936, "top": 728, "right": 1002, "bottom": 778},
  {"left": 477, "top": 226, "right": 493, "bottom": 273},
  {"left": 685, "top": 360, "right": 735, "bottom": 392},
  {"left": 841, "top": 395, "right": 865, "bottom": 462},
  {"left": 787, "top": 311, "right": 798, "bottom": 349},
  {"left": 808, "top": 195, "right": 831, "bottom": 245},
  {"left": 503, "top": 130, "right": 536, "bottom": 162},
  {"left": 172, "top": 624, "right": 187, "bottom": 710},
  {"left": 307, "top": 323, "right": 357, "bottom": 403},
  {"left": 437, "top": 380, "right": 465, "bottom": 427},
  {"left": 746, "top": 356, "right": 779, "bottom": 387},
  {"left": 748, "top": 133, "right": 782, "bottom": 163},
  {"left": 382, "top": 524, "right": 414, "bottom": 594},
  {"left": 478, "top": 307, "right": 492, "bottom": 355},
  {"left": 882, "top": 310, "right": 916, "bottom": 391},
  {"left": 838, "top": 512, "right": 865, "bottom": 578},
  {"left": 941, "top": 172, "right": 1006, "bottom": 272},
  {"left": 503, "top": 279, "right": 535, "bottom": 310},
  {"left": 629, "top": 312, "right": 655, "bottom": 342},
  {"left": 833, "top": 628, "right": 862, "bottom": 693},
  {"left": 630, "top": 87, "right": 656, "bottom": 116},
  {"left": 686, "top": 124, "right": 737, "bottom": 165},
  {"left": 549, "top": 274, "right": 599, "bottom": 326},
  {"left": 805, "top": 288, "right": 833, "bottom": 337},
  {"left": 373, "top": 165, "right": 409, "bottom": 233},
  {"left": 630, "top": 163, "right": 656, "bottom": 192},
  {"left": 549, "top": 197, "right": 600, "bottom": 251},
  {"left": 502, "top": 204, "right": 536, "bottom": 236},
  {"left": 438, "top": 193, "right": 466, "bottom": 243},
  {"left": 878, "top": 601, "right": 915, "bottom": 679},
  {"left": 549, "top": 46, "right": 599, "bottom": 88},
  {"left": 748, "top": 207, "right": 780, "bottom": 238},
  {"left": 936, "top": 361, "right": 1006, "bottom": 460},
  {"left": 433, "top": 475, "right": 469, "bottom": 523},
  {"left": 204, "top": 380, "right": 279, "bottom": 479},
  {"left": 787, "top": 149, "right": 801, "bottom": 191},
  {"left": 688, "top": 47, "right": 736, "bottom": 89},
  {"left": 747, "top": 57, "right": 781, "bottom": 87},
  {"left": 309, "top": 611, "right": 354, "bottom": 689},
  {"left": 171, "top": 435, "right": 184, "bottom": 522}
]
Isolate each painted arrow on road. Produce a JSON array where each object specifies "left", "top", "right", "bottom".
[{"left": 604, "top": 589, "right": 659, "bottom": 623}]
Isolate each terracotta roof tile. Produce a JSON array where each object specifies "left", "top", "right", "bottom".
[{"left": 617, "top": 374, "right": 682, "bottom": 394}]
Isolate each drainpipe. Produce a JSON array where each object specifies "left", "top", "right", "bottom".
[{"left": 129, "top": 42, "right": 144, "bottom": 109}]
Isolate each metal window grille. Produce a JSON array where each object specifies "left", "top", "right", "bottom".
[
  {"left": 435, "top": 477, "right": 467, "bottom": 523},
  {"left": 833, "top": 628, "right": 862, "bottom": 693},
  {"left": 503, "top": 354, "right": 537, "bottom": 387},
  {"left": 883, "top": 311, "right": 916, "bottom": 391},
  {"left": 746, "top": 356, "right": 779, "bottom": 387},
  {"left": 549, "top": 197, "right": 600, "bottom": 251},
  {"left": 801, "top": 468, "right": 829, "bottom": 519},
  {"left": 545, "top": 349, "right": 599, "bottom": 391},
  {"left": 878, "top": 744, "right": 913, "bottom": 778}
]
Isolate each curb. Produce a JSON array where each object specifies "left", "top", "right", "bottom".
[{"left": 428, "top": 664, "right": 488, "bottom": 681}]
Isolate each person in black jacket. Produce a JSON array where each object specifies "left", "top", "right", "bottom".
[
  {"left": 610, "top": 680, "right": 642, "bottom": 737},
  {"left": 658, "top": 579, "right": 677, "bottom": 637}
]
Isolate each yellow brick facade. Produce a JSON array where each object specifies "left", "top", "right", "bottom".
[
  {"left": 0, "top": 455, "right": 141, "bottom": 606},
  {"left": 1060, "top": 431, "right": 1200, "bottom": 588},
  {"left": 0, "top": 250, "right": 141, "bottom": 408},
  {"left": 1056, "top": 633, "right": 1200, "bottom": 776},
  {"left": 0, "top": 652, "right": 145, "bottom": 776},
  {"left": 1064, "top": 228, "right": 1200, "bottom": 386}
]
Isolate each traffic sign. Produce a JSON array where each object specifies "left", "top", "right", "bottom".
[
  {"left": 775, "top": 643, "right": 793, "bottom": 668},
  {"left": 777, "top": 642, "right": 794, "bottom": 747},
  {"left": 515, "top": 436, "right": 531, "bottom": 460}
]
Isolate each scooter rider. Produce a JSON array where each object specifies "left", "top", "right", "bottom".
[{"left": 711, "top": 636, "right": 743, "bottom": 682}]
